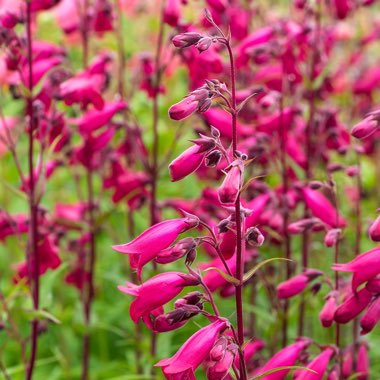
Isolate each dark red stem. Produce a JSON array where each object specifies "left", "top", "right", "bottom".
[
  {"left": 226, "top": 42, "right": 247, "bottom": 380},
  {"left": 25, "top": 3, "right": 40, "bottom": 379}
]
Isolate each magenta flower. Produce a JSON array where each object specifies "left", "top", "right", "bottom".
[
  {"left": 319, "top": 291, "right": 338, "bottom": 328},
  {"left": 155, "top": 318, "right": 229, "bottom": 379},
  {"left": 118, "top": 272, "right": 200, "bottom": 323},
  {"left": 155, "top": 238, "right": 197, "bottom": 265},
  {"left": 360, "top": 295, "right": 380, "bottom": 335},
  {"left": 297, "top": 347, "right": 336, "bottom": 380},
  {"left": 113, "top": 216, "right": 199, "bottom": 278},
  {"left": 351, "top": 116, "right": 378, "bottom": 139},
  {"left": 169, "top": 145, "right": 206, "bottom": 181},
  {"left": 333, "top": 246, "right": 380, "bottom": 293},
  {"left": 253, "top": 338, "right": 311, "bottom": 380},
  {"left": 74, "top": 100, "right": 128, "bottom": 135},
  {"left": 276, "top": 269, "right": 322, "bottom": 300},
  {"left": 368, "top": 214, "right": 380, "bottom": 241},
  {"left": 302, "top": 188, "right": 346, "bottom": 228},
  {"left": 15, "top": 234, "right": 61, "bottom": 281},
  {"left": 163, "top": 0, "right": 181, "bottom": 27},
  {"left": 207, "top": 343, "right": 237, "bottom": 380},
  {"left": 0, "top": 212, "right": 28, "bottom": 241},
  {"left": 169, "top": 95, "right": 199, "bottom": 120},
  {"left": 218, "top": 160, "right": 244, "bottom": 205},
  {"left": 334, "top": 287, "right": 372, "bottom": 324},
  {"left": 60, "top": 76, "right": 105, "bottom": 110},
  {"left": 356, "top": 342, "right": 369, "bottom": 380}
]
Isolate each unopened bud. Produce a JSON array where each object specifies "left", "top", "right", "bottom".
[
  {"left": 197, "top": 37, "right": 213, "bottom": 53},
  {"left": 172, "top": 32, "right": 203, "bottom": 48}
]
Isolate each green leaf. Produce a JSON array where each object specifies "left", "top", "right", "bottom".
[
  {"left": 248, "top": 366, "right": 317, "bottom": 380},
  {"left": 29, "top": 309, "right": 62, "bottom": 324},
  {"left": 347, "top": 372, "right": 366, "bottom": 380},
  {"left": 203, "top": 267, "right": 240, "bottom": 285},
  {"left": 243, "top": 258, "right": 292, "bottom": 283}
]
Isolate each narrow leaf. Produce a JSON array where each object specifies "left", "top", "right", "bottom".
[
  {"left": 243, "top": 258, "right": 292, "bottom": 283},
  {"left": 203, "top": 267, "right": 240, "bottom": 285},
  {"left": 249, "top": 366, "right": 317, "bottom": 380}
]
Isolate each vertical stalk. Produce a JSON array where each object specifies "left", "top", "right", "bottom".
[
  {"left": 25, "top": 2, "right": 40, "bottom": 379},
  {"left": 79, "top": 1, "right": 95, "bottom": 379},
  {"left": 279, "top": 59, "right": 292, "bottom": 347},
  {"left": 226, "top": 42, "right": 247, "bottom": 380},
  {"left": 352, "top": 154, "right": 362, "bottom": 364},
  {"left": 299, "top": 4, "right": 321, "bottom": 337},
  {"left": 149, "top": 0, "right": 166, "bottom": 365}
]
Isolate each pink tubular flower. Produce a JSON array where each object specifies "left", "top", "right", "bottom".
[
  {"left": 360, "top": 295, "right": 380, "bottom": 335},
  {"left": 368, "top": 214, "right": 380, "bottom": 241},
  {"left": 60, "top": 76, "right": 105, "bottom": 110},
  {"left": 356, "top": 342, "right": 369, "bottom": 380},
  {"left": 218, "top": 160, "right": 244, "bottom": 205},
  {"left": 155, "top": 318, "right": 228, "bottom": 379},
  {"left": 276, "top": 269, "right": 322, "bottom": 300},
  {"left": 302, "top": 188, "right": 346, "bottom": 228},
  {"left": 351, "top": 116, "right": 378, "bottom": 139},
  {"left": 74, "top": 100, "right": 127, "bottom": 135},
  {"left": 319, "top": 291, "right": 338, "bottom": 328},
  {"left": 334, "top": 288, "right": 372, "bottom": 324},
  {"left": 169, "top": 145, "right": 205, "bottom": 181},
  {"left": 163, "top": 0, "right": 181, "bottom": 27},
  {"left": 324, "top": 228, "right": 342, "bottom": 247},
  {"left": 296, "top": 347, "right": 336, "bottom": 380},
  {"left": 333, "top": 246, "right": 380, "bottom": 293},
  {"left": 169, "top": 95, "right": 199, "bottom": 120},
  {"left": 253, "top": 338, "right": 311, "bottom": 380},
  {"left": 112, "top": 215, "right": 199, "bottom": 278},
  {"left": 118, "top": 272, "right": 200, "bottom": 323},
  {"left": 15, "top": 234, "right": 61, "bottom": 281}
]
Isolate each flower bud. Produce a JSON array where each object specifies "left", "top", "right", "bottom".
[
  {"left": 172, "top": 32, "right": 203, "bottom": 48},
  {"left": 218, "top": 160, "right": 244, "bottom": 205},
  {"left": 197, "top": 37, "right": 213, "bottom": 53},
  {"left": 155, "top": 237, "right": 197, "bottom": 264},
  {"left": 320, "top": 291, "right": 338, "bottom": 328},
  {"left": 324, "top": 228, "right": 342, "bottom": 247},
  {"left": 351, "top": 116, "right": 378, "bottom": 139},
  {"left": 174, "top": 291, "right": 203, "bottom": 308},
  {"left": 369, "top": 214, "right": 380, "bottom": 242},
  {"left": 245, "top": 227, "right": 264, "bottom": 247},
  {"left": 209, "top": 336, "right": 228, "bottom": 361}
]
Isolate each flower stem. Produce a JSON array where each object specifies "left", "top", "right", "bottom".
[
  {"left": 226, "top": 41, "right": 247, "bottom": 380},
  {"left": 25, "top": 2, "right": 40, "bottom": 379}
]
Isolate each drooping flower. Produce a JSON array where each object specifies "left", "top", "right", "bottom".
[
  {"left": 163, "top": 0, "right": 181, "bottom": 27},
  {"left": 252, "top": 338, "right": 311, "bottom": 380},
  {"left": 356, "top": 342, "right": 370, "bottom": 380},
  {"left": 334, "top": 287, "right": 372, "bottom": 324},
  {"left": 302, "top": 188, "right": 346, "bottom": 228},
  {"left": 169, "top": 137, "right": 216, "bottom": 181},
  {"left": 319, "top": 291, "right": 338, "bottom": 328},
  {"left": 112, "top": 215, "right": 199, "bottom": 278},
  {"left": 276, "top": 269, "right": 323, "bottom": 300},
  {"left": 333, "top": 246, "right": 380, "bottom": 293},
  {"left": 368, "top": 213, "right": 380, "bottom": 241},
  {"left": 296, "top": 347, "right": 336, "bottom": 380},
  {"left": 73, "top": 100, "right": 127, "bottom": 135},
  {"left": 218, "top": 160, "right": 244, "bottom": 205},
  {"left": 155, "top": 318, "right": 229, "bottom": 379},
  {"left": 118, "top": 272, "right": 200, "bottom": 323},
  {"left": 360, "top": 295, "right": 380, "bottom": 335}
]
